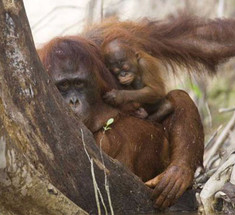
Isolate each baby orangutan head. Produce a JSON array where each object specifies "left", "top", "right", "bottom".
[{"left": 103, "top": 40, "right": 141, "bottom": 86}]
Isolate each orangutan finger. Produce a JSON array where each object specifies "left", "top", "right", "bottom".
[
  {"left": 151, "top": 175, "right": 171, "bottom": 200},
  {"left": 145, "top": 175, "right": 162, "bottom": 188},
  {"left": 160, "top": 180, "right": 182, "bottom": 208},
  {"left": 154, "top": 178, "right": 177, "bottom": 208},
  {"left": 175, "top": 182, "right": 187, "bottom": 200}
]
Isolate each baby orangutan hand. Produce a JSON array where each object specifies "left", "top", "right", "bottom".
[
  {"left": 133, "top": 107, "right": 148, "bottom": 119},
  {"left": 103, "top": 89, "right": 124, "bottom": 106},
  {"left": 145, "top": 164, "right": 194, "bottom": 209}
]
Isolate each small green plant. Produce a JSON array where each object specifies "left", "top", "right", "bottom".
[{"left": 103, "top": 118, "right": 114, "bottom": 132}]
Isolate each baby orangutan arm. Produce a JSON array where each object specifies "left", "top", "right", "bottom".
[
  {"left": 103, "top": 86, "right": 164, "bottom": 106},
  {"left": 145, "top": 90, "right": 204, "bottom": 209}
]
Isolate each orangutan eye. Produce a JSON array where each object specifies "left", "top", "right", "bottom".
[
  {"left": 57, "top": 81, "right": 70, "bottom": 92},
  {"left": 74, "top": 80, "right": 85, "bottom": 89}
]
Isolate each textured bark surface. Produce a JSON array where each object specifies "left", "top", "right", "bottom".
[{"left": 0, "top": 1, "right": 156, "bottom": 214}]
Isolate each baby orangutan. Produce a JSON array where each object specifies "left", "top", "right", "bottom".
[
  {"left": 85, "top": 15, "right": 235, "bottom": 121},
  {"left": 103, "top": 39, "right": 174, "bottom": 122}
]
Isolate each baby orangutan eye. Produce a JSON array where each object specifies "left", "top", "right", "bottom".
[
  {"left": 112, "top": 67, "right": 120, "bottom": 74},
  {"left": 122, "top": 64, "right": 130, "bottom": 71}
]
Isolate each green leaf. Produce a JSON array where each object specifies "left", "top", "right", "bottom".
[
  {"left": 103, "top": 118, "right": 114, "bottom": 132},
  {"left": 106, "top": 118, "right": 114, "bottom": 127}
]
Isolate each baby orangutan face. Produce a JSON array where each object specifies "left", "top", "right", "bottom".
[{"left": 104, "top": 40, "right": 139, "bottom": 86}]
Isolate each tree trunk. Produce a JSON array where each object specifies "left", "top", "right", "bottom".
[{"left": 0, "top": 1, "right": 156, "bottom": 214}]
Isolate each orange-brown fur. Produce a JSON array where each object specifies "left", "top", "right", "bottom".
[
  {"left": 84, "top": 14, "right": 235, "bottom": 73},
  {"left": 84, "top": 15, "right": 235, "bottom": 122},
  {"left": 38, "top": 35, "right": 204, "bottom": 209}
]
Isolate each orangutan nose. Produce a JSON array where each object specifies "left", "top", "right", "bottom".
[
  {"left": 120, "top": 71, "right": 126, "bottom": 77},
  {"left": 70, "top": 96, "right": 79, "bottom": 106}
]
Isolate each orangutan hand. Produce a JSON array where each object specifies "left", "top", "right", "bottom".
[
  {"left": 134, "top": 107, "right": 148, "bottom": 119},
  {"left": 145, "top": 165, "right": 194, "bottom": 209},
  {"left": 103, "top": 89, "right": 124, "bottom": 106}
]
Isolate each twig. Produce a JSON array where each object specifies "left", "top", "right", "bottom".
[
  {"left": 205, "top": 102, "right": 212, "bottom": 128},
  {"left": 195, "top": 167, "right": 217, "bottom": 184},
  {"left": 230, "top": 164, "right": 235, "bottom": 185},
  {"left": 33, "top": 16, "right": 56, "bottom": 34},
  {"left": 200, "top": 154, "right": 235, "bottom": 214},
  {"left": 32, "top": 6, "right": 82, "bottom": 30},
  {"left": 204, "top": 112, "right": 235, "bottom": 168},
  {"left": 81, "top": 129, "right": 108, "bottom": 215},
  {"left": 99, "top": 133, "right": 114, "bottom": 215},
  {"left": 90, "top": 159, "right": 102, "bottom": 215},
  {"left": 101, "top": 0, "right": 104, "bottom": 21},
  {"left": 205, "top": 125, "right": 223, "bottom": 150},
  {"left": 219, "top": 107, "right": 235, "bottom": 113},
  {"left": 206, "top": 154, "right": 220, "bottom": 172},
  {"left": 59, "top": 19, "right": 84, "bottom": 36}
]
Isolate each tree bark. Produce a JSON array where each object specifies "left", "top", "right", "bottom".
[
  {"left": 0, "top": 1, "right": 156, "bottom": 214},
  {"left": 0, "top": 134, "right": 88, "bottom": 215}
]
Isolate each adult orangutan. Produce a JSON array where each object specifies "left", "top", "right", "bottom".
[
  {"left": 38, "top": 36, "right": 204, "bottom": 209},
  {"left": 83, "top": 14, "right": 235, "bottom": 122}
]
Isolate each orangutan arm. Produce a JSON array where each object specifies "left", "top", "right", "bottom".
[
  {"left": 103, "top": 86, "right": 164, "bottom": 106},
  {"left": 145, "top": 90, "right": 204, "bottom": 208}
]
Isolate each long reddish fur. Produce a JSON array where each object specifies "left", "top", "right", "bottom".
[{"left": 83, "top": 14, "right": 235, "bottom": 74}]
